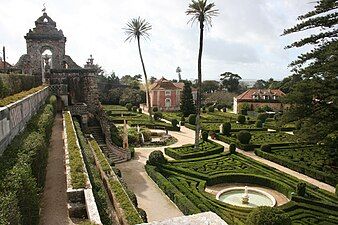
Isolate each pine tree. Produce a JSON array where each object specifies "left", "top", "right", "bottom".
[
  {"left": 282, "top": 0, "right": 338, "bottom": 143},
  {"left": 180, "top": 81, "right": 196, "bottom": 117}
]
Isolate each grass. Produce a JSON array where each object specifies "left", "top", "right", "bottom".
[
  {"left": 0, "top": 86, "right": 45, "bottom": 107},
  {"left": 64, "top": 111, "right": 87, "bottom": 189}
]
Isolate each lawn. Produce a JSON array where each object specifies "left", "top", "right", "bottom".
[{"left": 146, "top": 152, "right": 338, "bottom": 225}]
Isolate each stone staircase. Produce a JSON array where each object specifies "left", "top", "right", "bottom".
[{"left": 88, "top": 126, "right": 126, "bottom": 164}]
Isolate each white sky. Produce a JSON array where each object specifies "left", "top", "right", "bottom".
[{"left": 0, "top": 0, "right": 315, "bottom": 81}]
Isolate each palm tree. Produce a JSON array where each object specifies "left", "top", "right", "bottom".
[
  {"left": 186, "top": 0, "right": 218, "bottom": 149},
  {"left": 124, "top": 17, "right": 153, "bottom": 120}
]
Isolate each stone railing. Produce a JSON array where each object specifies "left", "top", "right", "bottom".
[
  {"left": 50, "top": 84, "right": 68, "bottom": 96},
  {"left": 0, "top": 86, "right": 50, "bottom": 154},
  {"left": 68, "top": 103, "right": 88, "bottom": 116}
]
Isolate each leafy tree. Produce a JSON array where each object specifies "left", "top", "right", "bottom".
[
  {"left": 120, "top": 74, "right": 142, "bottom": 89},
  {"left": 186, "top": 0, "right": 218, "bottom": 150},
  {"left": 124, "top": 17, "right": 153, "bottom": 121},
  {"left": 201, "top": 80, "right": 219, "bottom": 93},
  {"left": 180, "top": 81, "right": 196, "bottom": 116},
  {"left": 119, "top": 88, "right": 145, "bottom": 106},
  {"left": 149, "top": 76, "right": 157, "bottom": 84},
  {"left": 220, "top": 72, "right": 242, "bottom": 92},
  {"left": 253, "top": 79, "right": 268, "bottom": 89},
  {"left": 282, "top": 0, "right": 338, "bottom": 144}
]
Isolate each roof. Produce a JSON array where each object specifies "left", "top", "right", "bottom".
[
  {"left": 0, "top": 59, "right": 12, "bottom": 69},
  {"left": 235, "top": 88, "right": 285, "bottom": 101},
  {"left": 150, "top": 77, "right": 180, "bottom": 90}
]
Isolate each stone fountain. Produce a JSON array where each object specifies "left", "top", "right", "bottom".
[{"left": 242, "top": 186, "right": 249, "bottom": 204}]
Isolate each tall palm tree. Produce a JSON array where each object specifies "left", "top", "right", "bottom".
[
  {"left": 186, "top": 0, "right": 218, "bottom": 149},
  {"left": 124, "top": 17, "right": 153, "bottom": 120}
]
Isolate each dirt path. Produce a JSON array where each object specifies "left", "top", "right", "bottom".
[{"left": 39, "top": 114, "right": 73, "bottom": 225}]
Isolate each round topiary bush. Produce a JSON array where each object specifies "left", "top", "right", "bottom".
[
  {"left": 138, "top": 208, "right": 148, "bottom": 223},
  {"left": 188, "top": 114, "right": 196, "bottom": 125},
  {"left": 296, "top": 182, "right": 306, "bottom": 197},
  {"left": 171, "top": 119, "right": 179, "bottom": 127},
  {"left": 222, "top": 122, "right": 231, "bottom": 135},
  {"left": 153, "top": 112, "right": 163, "bottom": 121},
  {"left": 229, "top": 143, "right": 236, "bottom": 154},
  {"left": 180, "top": 116, "right": 185, "bottom": 125},
  {"left": 237, "top": 115, "right": 246, "bottom": 124},
  {"left": 261, "top": 144, "right": 271, "bottom": 153},
  {"left": 138, "top": 108, "right": 142, "bottom": 113},
  {"left": 237, "top": 130, "right": 251, "bottom": 144},
  {"left": 132, "top": 106, "right": 138, "bottom": 112},
  {"left": 246, "top": 206, "right": 291, "bottom": 225},
  {"left": 241, "top": 109, "right": 248, "bottom": 115},
  {"left": 125, "top": 103, "right": 132, "bottom": 111},
  {"left": 208, "top": 106, "right": 215, "bottom": 113},
  {"left": 148, "top": 150, "right": 167, "bottom": 165},
  {"left": 257, "top": 113, "right": 268, "bottom": 123},
  {"left": 222, "top": 106, "right": 227, "bottom": 112},
  {"left": 255, "top": 120, "right": 263, "bottom": 128},
  {"left": 216, "top": 104, "right": 223, "bottom": 111},
  {"left": 202, "top": 131, "right": 208, "bottom": 141},
  {"left": 152, "top": 107, "right": 158, "bottom": 112}
]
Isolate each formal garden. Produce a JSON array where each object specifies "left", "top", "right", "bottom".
[{"left": 146, "top": 147, "right": 338, "bottom": 225}]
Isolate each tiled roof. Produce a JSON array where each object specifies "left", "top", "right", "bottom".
[
  {"left": 150, "top": 77, "right": 180, "bottom": 90},
  {"left": 236, "top": 88, "right": 285, "bottom": 101}
]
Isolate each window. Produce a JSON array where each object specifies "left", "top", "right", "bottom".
[{"left": 165, "top": 90, "right": 171, "bottom": 96}]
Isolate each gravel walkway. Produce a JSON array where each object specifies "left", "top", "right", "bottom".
[{"left": 39, "top": 114, "right": 73, "bottom": 225}]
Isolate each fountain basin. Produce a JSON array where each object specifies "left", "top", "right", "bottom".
[{"left": 216, "top": 187, "right": 276, "bottom": 208}]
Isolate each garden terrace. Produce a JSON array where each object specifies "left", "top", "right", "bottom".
[
  {"left": 146, "top": 152, "right": 338, "bottom": 225},
  {"left": 0, "top": 85, "right": 45, "bottom": 107},
  {"left": 88, "top": 136, "right": 144, "bottom": 224},
  {"left": 255, "top": 145, "right": 338, "bottom": 186},
  {"left": 165, "top": 140, "right": 224, "bottom": 159}
]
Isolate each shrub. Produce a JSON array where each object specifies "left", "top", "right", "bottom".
[
  {"left": 257, "top": 113, "right": 268, "bottom": 123},
  {"left": 255, "top": 120, "right": 263, "bottom": 128},
  {"left": 237, "top": 115, "right": 246, "bottom": 124},
  {"left": 208, "top": 106, "right": 214, "bottom": 112},
  {"left": 222, "top": 106, "right": 227, "bottom": 112},
  {"left": 216, "top": 104, "right": 223, "bottom": 111},
  {"left": 180, "top": 116, "right": 185, "bottom": 125},
  {"left": 138, "top": 108, "right": 142, "bottom": 113},
  {"left": 261, "top": 144, "right": 271, "bottom": 153},
  {"left": 229, "top": 143, "right": 236, "bottom": 154},
  {"left": 296, "top": 182, "right": 306, "bottom": 197},
  {"left": 132, "top": 106, "right": 138, "bottom": 112},
  {"left": 237, "top": 130, "right": 251, "bottom": 144},
  {"left": 222, "top": 122, "right": 231, "bottom": 135},
  {"left": 148, "top": 151, "right": 167, "bottom": 165},
  {"left": 202, "top": 131, "right": 208, "bottom": 141},
  {"left": 138, "top": 208, "right": 148, "bottom": 223},
  {"left": 188, "top": 114, "right": 196, "bottom": 125},
  {"left": 202, "top": 107, "right": 207, "bottom": 113},
  {"left": 171, "top": 119, "right": 179, "bottom": 127},
  {"left": 240, "top": 109, "right": 247, "bottom": 115},
  {"left": 125, "top": 103, "right": 132, "bottom": 111},
  {"left": 152, "top": 107, "right": 158, "bottom": 112},
  {"left": 246, "top": 206, "right": 291, "bottom": 225},
  {"left": 153, "top": 112, "right": 163, "bottom": 121}
]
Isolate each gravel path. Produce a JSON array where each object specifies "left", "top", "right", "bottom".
[{"left": 39, "top": 114, "right": 73, "bottom": 225}]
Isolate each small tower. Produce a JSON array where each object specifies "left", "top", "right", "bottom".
[{"left": 176, "top": 66, "right": 182, "bottom": 82}]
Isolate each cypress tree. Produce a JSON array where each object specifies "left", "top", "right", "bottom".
[{"left": 180, "top": 81, "right": 196, "bottom": 117}]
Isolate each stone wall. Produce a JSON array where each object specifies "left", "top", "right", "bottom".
[{"left": 0, "top": 86, "right": 50, "bottom": 154}]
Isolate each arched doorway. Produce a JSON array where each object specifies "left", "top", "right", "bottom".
[
  {"left": 41, "top": 48, "right": 53, "bottom": 83},
  {"left": 165, "top": 98, "right": 171, "bottom": 109}
]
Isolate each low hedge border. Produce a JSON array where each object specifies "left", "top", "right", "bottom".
[
  {"left": 215, "top": 133, "right": 257, "bottom": 151},
  {"left": 0, "top": 95, "right": 56, "bottom": 225},
  {"left": 64, "top": 111, "right": 87, "bottom": 189},
  {"left": 0, "top": 85, "right": 45, "bottom": 107},
  {"left": 165, "top": 140, "right": 224, "bottom": 159},
  {"left": 88, "top": 138, "right": 143, "bottom": 225},
  {"left": 255, "top": 149, "right": 338, "bottom": 186},
  {"left": 129, "top": 122, "right": 180, "bottom": 131}
]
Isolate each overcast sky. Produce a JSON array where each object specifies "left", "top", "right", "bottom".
[{"left": 0, "top": 0, "right": 315, "bottom": 81}]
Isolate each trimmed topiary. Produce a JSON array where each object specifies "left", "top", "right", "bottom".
[
  {"left": 132, "top": 106, "right": 138, "bottom": 112},
  {"left": 222, "top": 122, "right": 231, "bottom": 136},
  {"left": 152, "top": 107, "right": 158, "bottom": 112},
  {"left": 171, "top": 119, "right": 179, "bottom": 127},
  {"left": 208, "top": 106, "right": 214, "bottom": 113},
  {"left": 255, "top": 120, "right": 263, "bottom": 128},
  {"left": 222, "top": 106, "right": 227, "bottom": 112},
  {"left": 138, "top": 108, "right": 142, "bottom": 113},
  {"left": 296, "top": 182, "right": 306, "bottom": 197},
  {"left": 188, "top": 114, "right": 196, "bottom": 125},
  {"left": 237, "top": 130, "right": 251, "bottom": 144},
  {"left": 202, "top": 107, "right": 207, "bottom": 113},
  {"left": 125, "top": 103, "right": 132, "bottom": 111},
  {"left": 138, "top": 208, "right": 148, "bottom": 223},
  {"left": 237, "top": 115, "right": 246, "bottom": 124},
  {"left": 180, "top": 116, "right": 185, "bottom": 125},
  {"left": 216, "top": 104, "right": 223, "bottom": 111},
  {"left": 246, "top": 206, "right": 291, "bottom": 225},
  {"left": 257, "top": 113, "right": 268, "bottom": 123},
  {"left": 261, "top": 144, "right": 271, "bottom": 153},
  {"left": 153, "top": 112, "right": 163, "bottom": 121},
  {"left": 229, "top": 143, "right": 236, "bottom": 154},
  {"left": 202, "top": 131, "right": 208, "bottom": 141},
  {"left": 148, "top": 150, "right": 167, "bottom": 165}
]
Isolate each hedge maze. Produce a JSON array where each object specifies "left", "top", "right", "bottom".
[{"left": 146, "top": 152, "right": 338, "bottom": 225}]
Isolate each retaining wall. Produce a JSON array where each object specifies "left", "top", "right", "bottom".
[{"left": 0, "top": 86, "right": 50, "bottom": 154}]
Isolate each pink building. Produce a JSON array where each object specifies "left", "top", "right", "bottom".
[{"left": 149, "top": 77, "right": 197, "bottom": 111}]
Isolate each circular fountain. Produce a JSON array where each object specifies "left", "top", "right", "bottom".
[{"left": 216, "top": 186, "right": 276, "bottom": 208}]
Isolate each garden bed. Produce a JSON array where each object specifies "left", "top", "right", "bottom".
[{"left": 165, "top": 140, "right": 224, "bottom": 159}]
